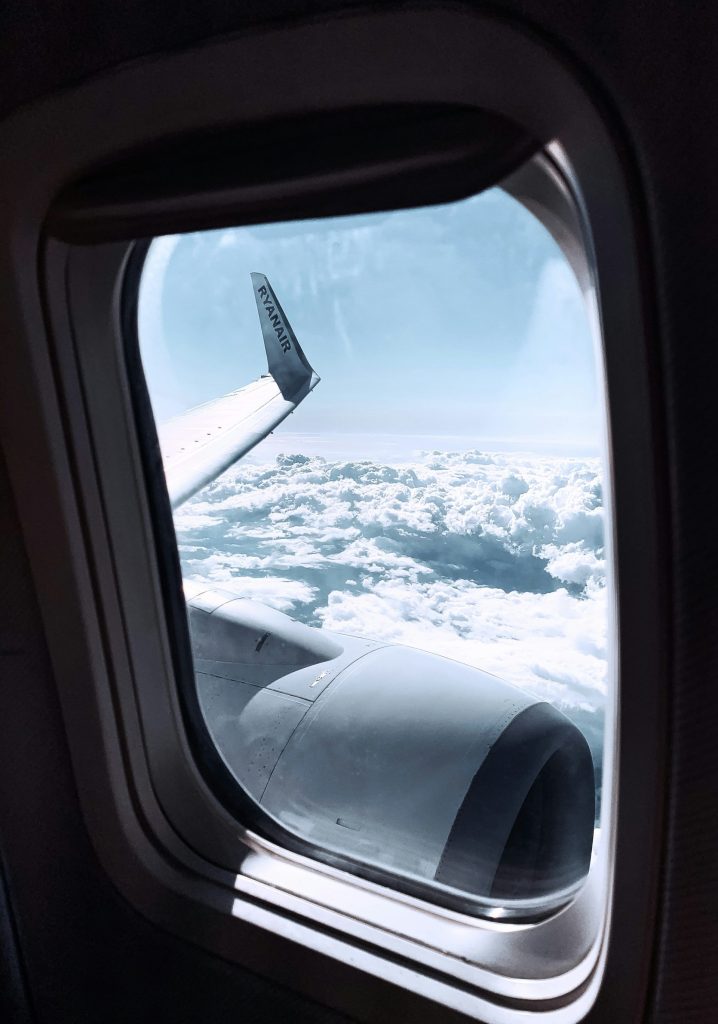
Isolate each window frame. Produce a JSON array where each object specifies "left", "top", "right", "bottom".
[
  {"left": 125, "top": 149, "right": 606, "bottom": 926},
  {"left": 0, "top": 8, "right": 667, "bottom": 1022}
]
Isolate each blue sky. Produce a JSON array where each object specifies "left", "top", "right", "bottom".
[{"left": 139, "top": 188, "right": 603, "bottom": 454}]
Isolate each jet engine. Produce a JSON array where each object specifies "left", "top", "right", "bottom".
[{"left": 187, "top": 586, "right": 595, "bottom": 907}]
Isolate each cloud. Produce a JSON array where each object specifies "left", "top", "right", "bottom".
[{"left": 176, "top": 447, "right": 608, "bottom": 762}]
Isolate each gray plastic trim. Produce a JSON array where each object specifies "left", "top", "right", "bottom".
[{"left": 46, "top": 153, "right": 613, "bottom": 1011}]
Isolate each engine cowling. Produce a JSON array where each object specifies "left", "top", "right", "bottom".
[{"left": 187, "top": 586, "right": 595, "bottom": 907}]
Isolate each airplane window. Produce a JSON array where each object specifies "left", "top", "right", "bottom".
[{"left": 137, "top": 182, "right": 609, "bottom": 916}]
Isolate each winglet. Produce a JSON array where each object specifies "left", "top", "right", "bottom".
[{"left": 251, "top": 273, "right": 320, "bottom": 401}]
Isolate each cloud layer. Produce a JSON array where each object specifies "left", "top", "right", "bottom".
[{"left": 176, "top": 448, "right": 608, "bottom": 769}]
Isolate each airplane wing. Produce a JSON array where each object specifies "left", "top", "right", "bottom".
[{"left": 158, "top": 273, "right": 320, "bottom": 508}]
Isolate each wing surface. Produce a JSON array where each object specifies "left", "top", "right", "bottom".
[{"left": 159, "top": 274, "right": 319, "bottom": 508}]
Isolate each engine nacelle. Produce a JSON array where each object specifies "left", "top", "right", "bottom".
[{"left": 187, "top": 586, "right": 595, "bottom": 908}]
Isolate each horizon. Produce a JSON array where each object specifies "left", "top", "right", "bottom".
[{"left": 236, "top": 430, "right": 603, "bottom": 464}]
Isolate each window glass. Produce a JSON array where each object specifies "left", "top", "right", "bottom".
[{"left": 137, "top": 182, "right": 608, "bottom": 914}]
